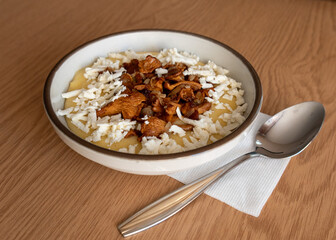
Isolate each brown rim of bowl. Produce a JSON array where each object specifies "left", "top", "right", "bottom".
[{"left": 43, "top": 29, "right": 262, "bottom": 161}]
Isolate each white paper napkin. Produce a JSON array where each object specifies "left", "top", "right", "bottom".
[{"left": 168, "top": 113, "right": 291, "bottom": 217}]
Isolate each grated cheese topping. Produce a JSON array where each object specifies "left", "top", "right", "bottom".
[
  {"left": 169, "top": 125, "right": 186, "bottom": 137},
  {"left": 58, "top": 49, "right": 247, "bottom": 154}
]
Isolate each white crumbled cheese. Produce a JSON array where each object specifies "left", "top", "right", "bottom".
[
  {"left": 183, "top": 69, "right": 214, "bottom": 76},
  {"left": 81, "top": 88, "right": 98, "bottom": 99},
  {"left": 87, "top": 110, "right": 97, "bottom": 128},
  {"left": 206, "top": 61, "right": 229, "bottom": 75},
  {"left": 71, "top": 119, "right": 89, "bottom": 133},
  {"left": 141, "top": 115, "right": 149, "bottom": 120},
  {"left": 160, "top": 133, "right": 184, "bottom": 153},
  {"left": 222, "top": 94, "right": 233, "bottom": 101},
  {"left": 155, "top": 68, "right": 168, "bottom": 77},
  {"left": 108, "top": 93, "right": 128, "bottom": 103},
  {"left": 215, "top": 103, "right": 226, "bottom": 109},
  {"left": 62, "top": 90, "right": 81, "bottom": 98},
  {"left": 219, "top": 113, "right": 232, "bottom": 122},
  {"left": 139, "top": 137, "right": 163, "bottom": 154},
  {"left": 71, "top": 111, "right": 88, "bottom": 121},
  {"left": 224, "top": 103, "right": 233, "bottom": 111},
  {"left": 125, "top": 50, "right": 147, "bottom": 60},
  {"left": 157, "top": 48, "right": 199, "bottom": 65},
  {"left": 236, "top": 95, "right": 245, "bottom": 106},
  {"left": 199, "top": 78, "right": 213, "bottom": 89},
  {"left": 59, "top": 48, "right": 247, "bottom": 154},
  {"left": 128, "top": 144, "right": 137, "bottom": 154},
  {"left": 169, "top": 125, "right": 186, "bottom": 137},
  {"left": 84, "top": 57, "right": 120, "bottom": 80},
  {"left": 57, "top": 107, "right": 74, "bottom": 116},
  {"left": 108, "top": 52, "right": 129, "bottom": 62}
]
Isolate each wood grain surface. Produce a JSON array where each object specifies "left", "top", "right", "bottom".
[{"left": 1, "top": 0, "right": 335, "bottom": 239}]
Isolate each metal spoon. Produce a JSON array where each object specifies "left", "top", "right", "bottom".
[{"left": 118, "top": 101, "right": 325, "bottom": 237}]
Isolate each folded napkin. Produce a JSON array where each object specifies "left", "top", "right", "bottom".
[{"left": 168, "top": 113, "right": 291, "bottom": 217}]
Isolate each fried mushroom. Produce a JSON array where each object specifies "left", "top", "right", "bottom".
[
  {"left": 140, "top": 117, "right": 167, "bottom": 137},
  {"left": 96, "top": 91, "right": 146, "bottom": 119},
  {"left": 139, "top": 55, "right": 162, "bottom": 73}
]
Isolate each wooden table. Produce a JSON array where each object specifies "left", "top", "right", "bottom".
[{"left": 1, "top": 0, "right": 335, "bottom": 239}]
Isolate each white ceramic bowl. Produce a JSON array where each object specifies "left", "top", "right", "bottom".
[{"left": 43, "top": 29, "right": 262, "bottom": 175}]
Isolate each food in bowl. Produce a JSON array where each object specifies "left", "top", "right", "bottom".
[{"left": 57, "top": 48, "right": 247, "bottom": 154}]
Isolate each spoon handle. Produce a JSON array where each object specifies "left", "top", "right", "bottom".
[{"left": 118, "top": 151, "right": 258, "bottom": 237}]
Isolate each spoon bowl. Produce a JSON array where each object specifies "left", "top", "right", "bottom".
[
  {"left": 256, "top": 101, "right": 325, "bottom": 158},
  {"left": 118, "top": 101, "right": 325, "bottom": 237}
]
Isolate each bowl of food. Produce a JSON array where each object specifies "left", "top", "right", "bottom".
[{"left": 43, "top": 29, "right": 262, "bottom": 175}]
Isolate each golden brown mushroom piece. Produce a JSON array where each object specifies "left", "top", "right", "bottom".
[
  {"left": 165, "top": 63, "right": 187, "bottom": 82},
  {"left": 140, "top": 117, "right": 167, "bottom": 137},
  {"left": 179, "top": 88, "right": 195, "bottom": 102},
  {"left": 139, "top": 55, "right": 162, "bottom": 73},
  {"left": 123, "top": 59, "right": 139, "bottom": 74},
  {"left": 96, "top": 91, "right": 146, "bottom": 119},
  {"left": 120, "top": 73, "right": 134, "bottom": 89}
]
